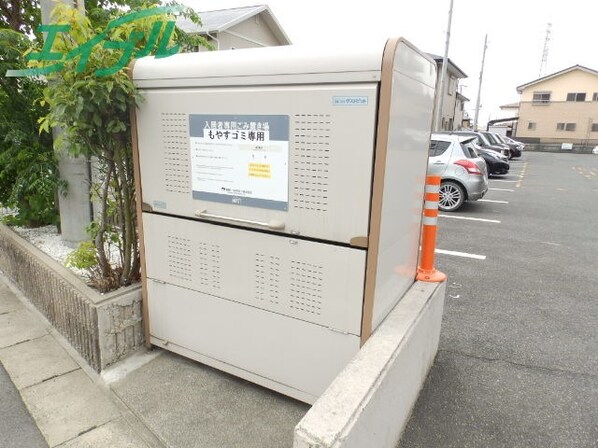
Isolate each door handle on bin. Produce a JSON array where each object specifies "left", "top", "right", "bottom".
[{"left": 195, "top": 210, "right": 285, "bottom": 230}]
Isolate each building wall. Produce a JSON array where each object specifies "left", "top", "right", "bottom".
[
  {"left": 517, "top": 101, "right": 598, "bottom": 142},
  {"left": 432, "top": 71, "right": 462, "bottom": 131},
  {"left": 197, "top": 13, "right": 286, "bottom": 51},
  {"left": 220, "top": 13, "right": 284, "bottom": 49},
  {"left": 516, "top": 69, "right": 598, "bottom": 142}
]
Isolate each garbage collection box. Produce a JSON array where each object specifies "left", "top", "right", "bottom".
[{"left": 131, "top": 38, "right": 437, "bottom": 403}]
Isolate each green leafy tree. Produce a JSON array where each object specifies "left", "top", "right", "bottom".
[
  {"left": 0, "top": 28, "right": 60, "bottom": 226},
  {"left": 0, "top": 0, "right": 42, "bottom": 34},
  {"left": 37, "top": 3, "right": 207, "bottom": 291}
]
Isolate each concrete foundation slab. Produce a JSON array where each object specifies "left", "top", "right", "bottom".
[
  {"left": 112, "top": 350, "right": 309, "bottom": 448},
  {"left": 0, "top": 334, "right": 79, "bottom": 389},
  {"left": 0, "top": 308, "right": 47, "bottom": 349},
  {"left": 21, "top": 369, "right": 120, "bottom": 447},
  {"left": 56, "top": 418, "right": 149, "bottom": 448}
]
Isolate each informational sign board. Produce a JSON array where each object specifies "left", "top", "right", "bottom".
[{"left": 190, "top": 114, "right": 289, "bottom": 210}]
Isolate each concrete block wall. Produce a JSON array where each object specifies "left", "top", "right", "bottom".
[
  {"left": 294, "top": 281, "right": 446, "bottom": 448},
  {"left": 0, "top": 224, "right": 143, "bottom": 371}
]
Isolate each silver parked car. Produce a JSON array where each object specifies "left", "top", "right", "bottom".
[{"left": 428, "top": 133, "right": 489, "bottom": 212}]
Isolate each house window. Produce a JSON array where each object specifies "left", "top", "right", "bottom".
[
  {"left": 566, "top": 92, "right": 586, "bottom": 102},
  {"left": 592, "top": 123, "right": 598, "bottom": 132},
  {"left": 593, "top": 92, "right": 598, "bottom": 101},
  {"left": 528, "top": 122, "right": 536, "bottom": 130},
  {"left": 448, "top": 77, "right": 456, "bottom": 96},
  {"left": 556, "top": 122, "right": 576, "bottom": 131},
  {"left": 532, "top": 91, "right": 551, "bottom": 104}
]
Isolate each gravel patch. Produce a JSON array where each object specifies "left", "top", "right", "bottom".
[{"left": 11, "top": 225, "right": 89, "bottom": 278}]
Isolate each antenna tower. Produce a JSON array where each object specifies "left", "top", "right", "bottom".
[{"left": 539, "top": 23, "right": 552, "bottom": 77}]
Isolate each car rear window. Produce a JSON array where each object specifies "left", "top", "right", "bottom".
[
  {"left": 429, "top": 140, "right": 451, "bottom": 157},
  {"left": 483, "top": 133, "right": 498, "bottom": 144},
  {"left": 460, "top": 142, "right": 479, "bottom": 158}
]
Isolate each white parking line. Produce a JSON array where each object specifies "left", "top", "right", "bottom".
[
  {"left": 478, "top": 199, "right": 509, "bottom": 204},
  {"left": 489, "top": 179, "right": 519, "bottom": 183},
  {"left": 489, "top": 187, "right": 514, "bottom": 192},
  {"left": 439, "top": 214, "right": 501, "bottom": 223},
  {"left": 435, "top": 249, "right": 486, "bottom": 260}
]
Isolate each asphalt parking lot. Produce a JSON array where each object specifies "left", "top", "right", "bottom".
[{"left": 399, "top": 151, "right": 598, "bottom": 448}]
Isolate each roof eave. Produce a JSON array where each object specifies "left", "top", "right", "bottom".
[
  {"left": 516, "top": 64, "right": 598, "bottom": 92},
  {"left": 261, "top": 6, "right": 292, "bottom": 45}
]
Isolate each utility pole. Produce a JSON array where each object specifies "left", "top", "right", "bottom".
[
  {"left": 473, "top": 34, "right": 488, "bottom": 131},
  {"left": 434, "top": 0, "right": 454, "bottom": 132},
  {"left": 40, "top": 0, "right": 92, "bottom": 245}
]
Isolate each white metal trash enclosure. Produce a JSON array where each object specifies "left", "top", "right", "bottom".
[{"left": 132, "top": 38, "right": 437, "bottom": 403}]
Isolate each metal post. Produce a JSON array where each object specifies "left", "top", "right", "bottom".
[
  {"left": 434, "top": 0, "right": 454, "bottom": 132},
  {"left": 41, "top": 0, "right": 91, "bottom": 245},
  {"left": 473, "top": 34, "right": 488, "bottom": 131}
]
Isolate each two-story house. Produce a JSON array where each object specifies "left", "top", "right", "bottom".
[
  {"left": 515, "top": 65, "right": 598, "bottom": 144},
  {"left": 176, "top": 5, "right": 291, "bottom": 51},
  {"left": 428, "top": 54, "right": 468, "bottom": 131}
]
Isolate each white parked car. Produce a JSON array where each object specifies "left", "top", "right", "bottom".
[{"left": 428, "top": 133, "right": 489, "bottom": 212}]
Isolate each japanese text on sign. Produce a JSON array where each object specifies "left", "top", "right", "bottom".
[{"left": 190, "top": 114, "right": 290, "bottom": 211}]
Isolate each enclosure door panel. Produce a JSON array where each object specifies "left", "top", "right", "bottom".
[
  {"left": 147, "top": 280, "right": 361, "bottom": 400},
  {"left": 135, "top": 84, "right": 377, "bottom": 244},
  {"left": 143, "top": 212, "right": 366, "bottom": 336}
]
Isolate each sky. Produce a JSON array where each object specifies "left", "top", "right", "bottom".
[{"left": 180, "top": 0, "right": 598, "bottom": 126}]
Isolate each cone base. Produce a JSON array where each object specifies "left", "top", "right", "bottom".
[{"left": 416, "top": 268, "right": 447, "bottom": 283}]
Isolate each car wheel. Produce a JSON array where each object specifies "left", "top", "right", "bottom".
[{"left": 439, "top": 181, "right": 465, "bottom": 212}]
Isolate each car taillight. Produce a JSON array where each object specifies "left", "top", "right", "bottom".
[{"left": 454, "top": 159, "right": 482, "bottom": 175}]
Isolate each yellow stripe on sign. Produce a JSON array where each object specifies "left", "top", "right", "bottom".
[
  {"left": 249, "top": 173, "right": 270, "bottom": 178},
  {"left": 248, "top": 163, "right": 271, "bottom": 178}
]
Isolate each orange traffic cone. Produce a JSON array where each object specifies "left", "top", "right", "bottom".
[{"left": 416, "top": 175, "right": 447, "bottom": 282}]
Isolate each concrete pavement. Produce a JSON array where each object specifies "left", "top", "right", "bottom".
[
  {"left": 0, "top": 271, "right": 307, "bottom": 448},
  {"left": 399, "top": 152, "right": 598, "bottom": 447},
  {"left": 0, "top": 274, "right": 156, "bottom": 447},
  {"left": 0, "top": 362, "right": 47, "bottom": 448}
]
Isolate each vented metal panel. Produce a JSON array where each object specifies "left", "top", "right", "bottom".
[
  {"left": 255, "top": 254, "right": 280, "bottom": 305},
  {"left": 292, "top": 114, "right": 331, "bottom": 212},
  {"left": 167, "top": 235, "right": 192, "bottom": 282},
  {"left": 289, "top": 261, "right": 323, "bottom": 316},
  {"left": 135, "top": 84, "right": 377, "bottom": 243},
  {"left": 143, "top": 212, "right": 366, "bottom": 335},
  {"left": 161, "top": 112, "right": 190, "bottom": 194},
  {"left": 197, "top": 242, "right": 221, "bottom": 290}
]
